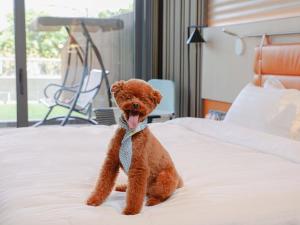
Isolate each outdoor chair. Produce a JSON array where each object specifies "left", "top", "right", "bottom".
[
  {"left": 32, "top": 17, "right": 120, "bottom": 126},
  {"left": 147, "top": 79, "right": 175, "bottom": 123},
  {"left": 35, "top": 69, "right": 103, "bottom": 126}
]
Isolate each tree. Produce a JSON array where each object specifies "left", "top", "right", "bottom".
[
  {"left": 98, "top": 3, "right": 133, "bottom": 18},
  {"left": 0, "top": 10, "right": 67, "bottom": 58},
  {"left": 0, "top": 13, "right": 14, "bottom": 56},
  {"left": 0, "top": 4, "right": 134, "bottom": 57}
]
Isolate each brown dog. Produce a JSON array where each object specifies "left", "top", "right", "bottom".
[{"left": 86, "top": 79, "right": 183, "bottom": 215}]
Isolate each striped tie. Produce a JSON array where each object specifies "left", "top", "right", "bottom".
[{"left": 118, "top": 116, "right": 148, "bottom": 173}]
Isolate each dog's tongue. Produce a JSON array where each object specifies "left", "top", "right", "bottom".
[{"left": 128, "top": 115, "right": 139, "bottom": 129}]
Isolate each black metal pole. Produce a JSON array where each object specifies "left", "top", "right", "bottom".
[
  {"left": 64, "top": 26, "right": 84, "bottom": 64},
  {"left": 80, "top": 21, "right": 112, "bottom": 107},
  {"left": 187, "top": 27, "right": 191, "bottom": 117},
  {"left": 14, "top": 0, "right": 28, "bottom": 127},
  {"left": 61, "top": 38, "right": 90, "bottom": 126}
]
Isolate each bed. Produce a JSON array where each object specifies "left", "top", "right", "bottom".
[{"left": 1, "top": 39, "right": 300, "bottom": 225}]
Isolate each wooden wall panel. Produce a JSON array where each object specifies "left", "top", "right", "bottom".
[
  {"left": 202, "top": 99, "right": 231, "bottom": 116},
  {"left": 208, "top": 0, "right": 300, "bottom": 27}
]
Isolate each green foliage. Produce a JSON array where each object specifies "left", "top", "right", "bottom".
[
  {"left": 98, "top": 3, "right": 133, "bottom": 18},
  {"left": 0, "top": 13, "right": 14, "bottom": 56},
  {"left": 25, "top": 10, "right": 67, "bottom": 58},
  {"left": 0, "top": 10, "right": 67, "bottom": 58},
  {"left": 0, "top": 4, "right": 133, "bottom": 58}
]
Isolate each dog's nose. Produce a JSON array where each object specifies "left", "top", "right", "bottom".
[{"left": 132, "top": 103, "right": 139, "bottom": 109}]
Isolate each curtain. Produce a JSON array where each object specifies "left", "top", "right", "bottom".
[
  {"left": 135, "top": 0, "right": 160, "bottom": 81},
  {"left": 162, "top": 0, "right": 205, "bottom": 117}
]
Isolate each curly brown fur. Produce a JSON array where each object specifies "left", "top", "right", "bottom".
[
  {"left": 87, "top": 79, "right": 183, "bottom": 215},
  {"left": 115, "top": 184, "right": 127, "bottom": 192}
]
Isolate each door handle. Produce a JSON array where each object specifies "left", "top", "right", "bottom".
[{"left": 18, "top": 68, "right": 24, "bottom": 95}]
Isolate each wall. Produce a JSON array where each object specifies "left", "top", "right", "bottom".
[
  {"left": 162, "top": 1, "right": 300, "bottom": 116},
  {"left": 202, "top": 16, "right": 300, "bottom": 104}
]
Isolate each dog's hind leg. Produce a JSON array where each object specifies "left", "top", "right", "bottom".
[
  {"left": 115, "top": 184, "right": 127, "bottom": 192},
  {"left": 146, "top": 168, "right": 178, "bottom": 206}
]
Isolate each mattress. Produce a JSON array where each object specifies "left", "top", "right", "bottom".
[{"left": 1, "top": 118, "right": 300, "bottom": 225}]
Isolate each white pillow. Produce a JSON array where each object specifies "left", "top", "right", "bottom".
[
  {"left": 224, "top": 83, "right": 300, "bottom": 139},
  {"left": 263, "top": 76, "right": 285, "bottom": 89},
  {"left": 263, "top": 77, "right": 300, "bottom": 140},
  {"left": 281, "top": 91, "right": 300, "bottom": 140}
]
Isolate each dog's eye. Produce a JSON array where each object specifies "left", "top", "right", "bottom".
[
  {"left": 141, "top": 97, "right": 148, "bottom": 102},
  {"left": 124, "top": 96, "right": 132, "bottom": 100}
]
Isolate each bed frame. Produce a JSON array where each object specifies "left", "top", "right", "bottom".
[
  {"left": 203, "top": 37, "right": 300, "bottom": 117},
  {"left": 253, "top": 35, "right": 300, "bottom": 89}
]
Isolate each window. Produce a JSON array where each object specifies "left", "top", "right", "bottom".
[{"left": 0, "top": 0, "right": 135, "bottom": 126}]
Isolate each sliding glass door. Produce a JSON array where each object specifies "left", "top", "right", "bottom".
[
  {"left": 0, "top": 0, "right": 135, "bottom": 127},
  {"left": 0, "top": 1, "right": 17, "bottom": 127},
  {"left": 0, "top": 0, "right": 28, "bottom": 128},
  {"left": 25, "top": 0, "right": 135, "bottom": 124}
]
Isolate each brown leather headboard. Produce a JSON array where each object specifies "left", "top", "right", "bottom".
[{"left": 253, "top": 40, "right": 300, "bottom": 90}]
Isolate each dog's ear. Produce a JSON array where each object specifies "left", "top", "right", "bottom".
[
  {"left": 152, "top": 89, "right": 162, "bottom": 105},
  {"left": 111, "top": 80, "right": 125, "bottom": 94}
]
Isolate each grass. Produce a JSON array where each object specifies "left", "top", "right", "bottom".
[{"left": 0, "top": 103, "right": 84, "bottom": 121}]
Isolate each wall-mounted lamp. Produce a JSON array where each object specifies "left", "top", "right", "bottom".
[
  {"left": 222, "top": 28, "right": 245, "bottom": 56},
  {"left": 186, "top": 25, "right": 206, "bottom": 44},
  {"left": 186, "top": 25, "right": 206, "bottom": 116}
]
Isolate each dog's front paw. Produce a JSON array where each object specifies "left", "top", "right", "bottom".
[
  {"left": 122, "top": 207, "right": 140, "bottom": 215},
  {"left": 86, "top": 194, "right": 103, "bottom": 206}
]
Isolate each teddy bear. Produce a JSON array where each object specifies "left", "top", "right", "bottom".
[{"left": 86, "top": 79, "right": 183, "bottom": 215}]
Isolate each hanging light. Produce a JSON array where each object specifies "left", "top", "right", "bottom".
[
  {"left": 69, "top": 36, "right": 80, "bottom": 49},
  {"left": 67, "top": 36, "right": 80, "bottom": 53}
]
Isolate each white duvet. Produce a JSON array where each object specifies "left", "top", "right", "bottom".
[{"left": 1, "top": 118, "right": 300, "bottom": 225}]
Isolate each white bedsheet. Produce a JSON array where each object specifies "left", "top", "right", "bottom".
[{"left": 1, "top": 118, "right": 300, "bottom": 225}]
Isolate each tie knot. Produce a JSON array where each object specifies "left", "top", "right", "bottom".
[{"left": 118, "top": 116, "right": 148, "bottom": 134}]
